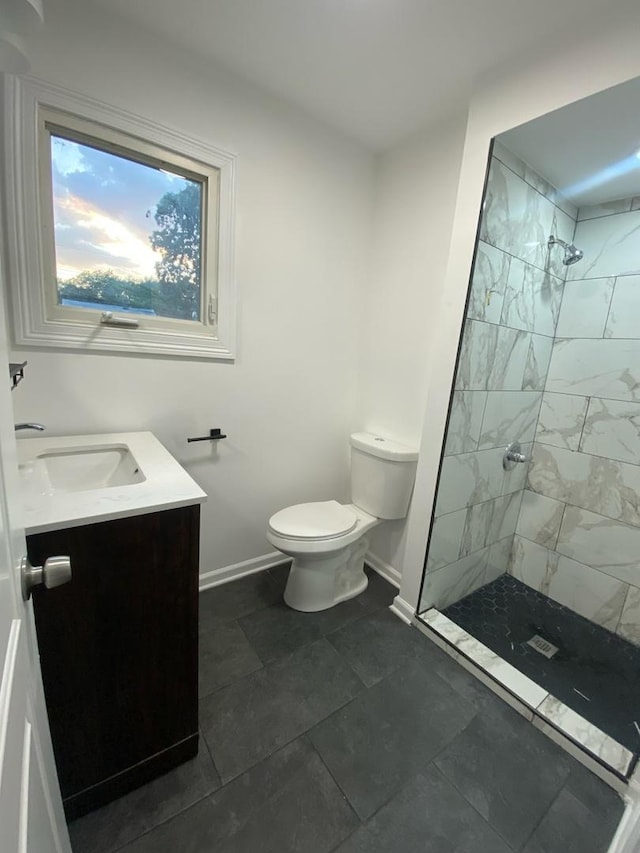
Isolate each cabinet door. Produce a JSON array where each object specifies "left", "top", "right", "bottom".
[{"left": 29, "top": 505, "right": 199, "bottom": 816}]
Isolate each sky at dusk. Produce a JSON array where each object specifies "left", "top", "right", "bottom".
[{"left": 50, "top": 135, "right": 194, "bottom": 281}]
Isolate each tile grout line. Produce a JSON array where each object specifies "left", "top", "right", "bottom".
[
  {"left": 108, "top": 792, "right": 214, "bottom": 853},
  {"left": 601, "top": 275, "right": 618, "bottom": 339},
  {"left": 427, "top": 760, "right": 520, "bottom": 852},
  {"left": 575, "top": 395, "right": 591, "bottom": 455},
  {"left": 554, "top": 500, "right": 568, "bottom": 553},
  {"left": 480, "top": 236, "right": 568, "bottom": 285},
  {"left": 202, "top": 627, "right": 378, "bottom": 789},
  {"left": 515, "top": 775, "right": 572, "bottom": 853},
  {"left": 200, "top": 726, "right": 222, "bottom": 787},
  {"left": 489, "top": 154, "right": 575, "bottom": 228},
  {"left": 564, "top": 269, "right": 640, "bottom": 283},
  {"left": 509, "top": 388, "right": 640, "bottom": 403},
  {"left": 553, "top": 332, "right": 640, "bottom": 341},
  {"left": 444, "top": 433, "right": 536, "bottom": 461},
  {"left": 524, "top": 485, "right": 640, "bottom": 545},
  {"left": 315, "top": 643, "right": 493, "bottom": 843},
  {"left": 198, "top": 622, "right": 265, "bottom": 703},
  {"left": 475, "top": 385, "right": 492, "bottom": 455},
  {"left": 533, "top": 436, "right": 640, "bottom": 470},
  {"left": 576, "top": 202, "right": 634, "bottom": 223},
  {"left": 302, "top": 734, "right": 364, "bottom": 833},
  {"left": 427, "top": 532, "right": 518, "bottom": 579},
  {"left": 113, "top": 717, "right": 370, "bottom": 853},
  {"left": 204, "top": 572, "right": 397, "bottom": 683},
  {"left": 306, "top": 662, "right": 453, "bottom": 839},
  {"left": 614, "top": 584, "right": 633, "bottom": 637},
  {"left": 321, "top": 764, "right": 438, "bottom": 853},
  {"left": 465, "top": 312, "right": 562, "bottom": 342}
]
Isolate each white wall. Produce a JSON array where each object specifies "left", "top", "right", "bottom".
[
  {"left": 15, "top": 3, "right": 640, "bottom": 593},
  {"left": 6, "top": 0, "right": 374, "bottom": 577},
  {"left": 398, "top": 7, "right": 640, "bottom": 614},
  {"left": 357, "top": 115, "right": 466, "bottom": 573}
]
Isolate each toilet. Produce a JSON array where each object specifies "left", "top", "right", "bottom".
[{"left": 267, "top": 432, "right": 418, "bottom": 612}]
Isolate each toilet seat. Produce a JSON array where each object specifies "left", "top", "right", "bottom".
[{"left": 268, "top": 500, "right": 357, "bottom": 541}]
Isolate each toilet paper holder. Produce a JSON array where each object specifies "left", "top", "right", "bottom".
[{"left": 187, "top": 428, "right": 227, "bottom": 443}]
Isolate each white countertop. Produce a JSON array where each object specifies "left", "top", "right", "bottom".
[{"left": 17, "top": 431, "right": 207, "bottom": 535}]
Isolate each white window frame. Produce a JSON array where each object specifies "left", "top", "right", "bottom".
[{"left": 4, "top": 76, "right": 237, "bottom": 360}]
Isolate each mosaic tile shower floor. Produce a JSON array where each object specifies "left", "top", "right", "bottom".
[{"left": 443, "top": 574, "right": 640, "bottom": 760}]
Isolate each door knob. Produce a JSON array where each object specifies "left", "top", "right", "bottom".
[{"left": 21, "top": 555, "right": 72, "bottom": 601}]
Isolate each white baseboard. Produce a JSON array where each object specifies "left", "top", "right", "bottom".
[
  {"left": 199, "top": 552, "right": 289, "bottom": 592},
  {"left": 365, "top": 551, "right": 401, "bottom": 589},
  {"left": 389, "top": 594, "right": 415, "bottom": 625},
  {"left": 201, "top": 550, "right": 400, "bottom": 594}
]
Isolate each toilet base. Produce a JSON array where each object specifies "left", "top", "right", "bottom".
[{"left": 283, "top": 536, "right": 369, "bottom": 612}]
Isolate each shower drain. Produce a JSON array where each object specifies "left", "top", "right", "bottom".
[{"left": 527, "top": 634, "right": 559, "bottom": 659}]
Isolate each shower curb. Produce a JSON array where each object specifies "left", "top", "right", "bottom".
[{"left": 411, "top": 607, "right": 633, "bottom": 794}]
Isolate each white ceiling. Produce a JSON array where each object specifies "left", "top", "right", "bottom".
[
  {"left": 86, "top": 0, "right": 630, "bottom": 151},
  {"left": 501, "top": 76, "right": 640, "bottom": 208}
]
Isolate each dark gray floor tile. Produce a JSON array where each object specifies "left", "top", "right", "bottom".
[
  {"left": 415, "top": 632, "right": 509, "bottom": 715},
  {"left": 118, "top": 740, "right": 358, "bottom": 853},
  {"left": 308, "top": 659, "right": 476, "bottom": 820},
  {"left": 357, "top": 566, "right": 397, "bottom": 611},
  {"left": 268, "top": 563, "right": 291, "bottom": 594},
  {"left": 69, "top": 743, "right": 220, "bottom": 853},
  {"left": 199, "top": 571, "right": 281, "bottom": 635},
  {"left": 78, "top": 571, "right": 624, "bottom": 853},
  {"left": 210, "top": 738, "right": 359, "bottom": 853},
  {"left": 435, "top": 701, "right": 573, "bottom": 850},
  {"left": 328, "top": 608, "right": 428, "bottom": 687},
  {"left": 200, "top": 638, "right": 364, "bottom": 782},
  {"left": 334, "top": 765, "right": 512, "bottom": 853},
  {"left": 115, "top": 797, "right": 218, "bottom": 853},
  {"left": 199, "top": 621, "right": 263, "bottom": 697},
  {"left": 239, "top": 597, "right": 365, "bottom": 663},
  {"left": 435, "top": 658, "right": 508, "bottom": 714},
  {"left": 564, "top": 762, "right": 624, "bottom": 820},
  {"left": 522, "top": 788, "right": 620, "bottom": 853}
]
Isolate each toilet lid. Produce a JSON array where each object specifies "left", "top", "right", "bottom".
[{"left": 268, "top": 500, "right": 358, "bottom": 540}]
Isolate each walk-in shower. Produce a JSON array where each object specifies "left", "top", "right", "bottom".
[{"left": 415, "top": 87, "right": 640, "bottom": 784}]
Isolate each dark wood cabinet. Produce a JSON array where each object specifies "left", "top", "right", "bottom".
[{"left": 28, "top": 504, "right": 200, "bottom": 819}]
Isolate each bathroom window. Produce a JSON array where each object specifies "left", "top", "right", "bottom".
[{"left": 5, "top": 78, "right": 236, "bottom": 359}]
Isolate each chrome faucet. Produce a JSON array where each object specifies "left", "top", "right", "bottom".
[{"left": 14, "top": 423, "right": 45, "bottom": 432}]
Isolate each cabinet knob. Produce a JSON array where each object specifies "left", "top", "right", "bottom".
[{"left": 21, "top": 555, "right": 72, "bottom": 601}]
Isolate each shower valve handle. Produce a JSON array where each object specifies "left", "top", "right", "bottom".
[{"left": 503, "top": 441, "right": 527, "bottom": 470}]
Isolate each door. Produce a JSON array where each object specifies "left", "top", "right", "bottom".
[{"left": 0, "top": 266, "right": 71, "bottom": 851}]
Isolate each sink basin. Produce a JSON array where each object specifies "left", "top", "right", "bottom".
[
  {"left": 16, "top": 431, "right": 206, "bottom": 535},
  {"left": 20, "top": 444, "right": 146, "bottom": 494}
]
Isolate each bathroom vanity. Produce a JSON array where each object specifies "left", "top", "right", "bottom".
[{"left": 17, "top": 432, "right": 206, "bottom": 819}]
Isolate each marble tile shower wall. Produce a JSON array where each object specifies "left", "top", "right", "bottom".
[
  {"left": 513, "top": 196, "right": 640, "bottom": 646},
  {"left": 420, "top": 143, "right": 576, "bottom": 613}
]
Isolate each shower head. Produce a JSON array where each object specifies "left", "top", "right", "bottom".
[{"left": 548, "top": 235, "right": 584, "bottom": 266}]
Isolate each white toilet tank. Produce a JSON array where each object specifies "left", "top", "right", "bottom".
[{"left": 349, "top": 432, "right": 419, "bottom": 519}]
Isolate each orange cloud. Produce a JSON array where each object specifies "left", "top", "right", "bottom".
[{"left": 54, "top": 192, "right": 162, "bottom": 280}]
